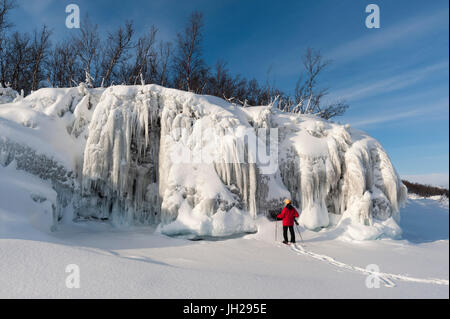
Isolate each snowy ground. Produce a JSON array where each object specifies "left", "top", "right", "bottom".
[{"left": 0, "top": 164, "right": 448, "bottom": 298}]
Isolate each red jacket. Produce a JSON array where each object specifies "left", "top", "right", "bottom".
[{"left": 277, "top": 206, "right": 299, "bottom": 226}]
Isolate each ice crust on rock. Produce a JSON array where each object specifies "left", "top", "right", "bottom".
[{"left": 0, "top": 84, "right": 407, "bottom": 240}]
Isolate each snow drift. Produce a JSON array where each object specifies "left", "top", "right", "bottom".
[{"left": 0, "top": 84, "right": 407, "bottom": 240}]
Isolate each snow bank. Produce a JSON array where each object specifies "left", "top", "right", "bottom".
[
  {"left": 0, "top": 84, "right": 407, "bottom": 239},
  {"left": 408, "top": 193, "right": 449, "bottom": 209}
]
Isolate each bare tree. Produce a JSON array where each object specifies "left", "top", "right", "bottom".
[
  {"left": 0, "top": 0, "right": 16, "bottom": 87},
  {"left": 73, "top": 14, "right": 100, "bottom": 87},
  {"left": 100, "top": 21, "right": 134, "bottom": 86},
  {"left": 246, "top": 78, "right": 262, "bottom": 106},
  {"left": 315, "top": 100, "right": 348, "bottom": 120},
  {"left": 290, "top": 48, "right": 348, "bottom": 119},
  {"left": 30, "top": 25, "right": 52, "bottom": 91},
  {"left": 0, "top": 0, "right": 15, "bottom": 31},
  {"left": 128, "top": 25, "right": 157, "bottom": 85},
  {"left": 209, "top": 60, "right": 229, "bottom": 97},
  {"left": 48, "top": 39, "right": 80, "bottom": 88},
  {"left": 207, "top": 60, "right": 247, "bottom": 104},
  {"left": 173, "top": 11, "right": 208, "bottom": 93},
  {"left": 1, "top": 0, "right": 350, "bottom": 121},
  {"left": 4, "top": 32, "right": 31, "bottom": 91},
  {"left": 156, "top": 40, "right": 172, "bottom": 87}
]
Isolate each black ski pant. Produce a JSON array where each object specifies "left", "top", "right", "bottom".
[{"left": 283, "top": 225, "right": 295, "bottom": 243}]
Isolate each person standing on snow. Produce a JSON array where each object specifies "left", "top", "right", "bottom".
[{"left": 277, "top": 199, "right": 299, "bottom": 244}]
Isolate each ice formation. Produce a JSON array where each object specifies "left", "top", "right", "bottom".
[
  {"left": 0, "top": 86, "right": 19, "bottom": 104},
  {"left": 0, "top": 84, "right": 407, "bottom": 240},
  {"left": 81, "top": 86, "right": 161, "bottom": 224}
]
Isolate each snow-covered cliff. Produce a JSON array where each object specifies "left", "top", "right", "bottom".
[{"left": 0, "top": 84, "right": 407, "bottom": 240}]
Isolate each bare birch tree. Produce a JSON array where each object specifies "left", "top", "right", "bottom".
[
  {"left": 172, "top": 11, "right": 208, "bottom": 93},
  {"left": 0, "top": 0, "right": 16, "bottom": 87},
  {"left": 30, "top": 25, "right": 52, "bottom": 91},
  {"left": 128, "top": 25, "right": 157, "bottom": 85},
  {"left": 100, "top": 21, "right": 134, "bottom": 86},
  {"left": 290, "top": 48, "right": 348, "bottom": 119},
  {"left": 73, "top": 15, "right": 100, "bottom": 87}
]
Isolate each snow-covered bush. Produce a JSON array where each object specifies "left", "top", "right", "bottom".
[{"left": 0, "top": 86, "right": 19, "bottom": 104}]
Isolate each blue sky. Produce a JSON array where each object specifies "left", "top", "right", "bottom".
[{"left": 9, "top": 0, "right": 449, "bottom": 180}]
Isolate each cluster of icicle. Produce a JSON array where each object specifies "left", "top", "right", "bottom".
[
  {"left": 72, "top": 84, "right": 407, "bottom": 239},
  {"left": 277, "top": 119, "right": 407, "bottom": 236},
  {"left": 81, "top": 86, "right": 161, "bottom": 224}
]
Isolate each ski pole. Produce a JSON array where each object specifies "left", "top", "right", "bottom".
[
  {"left": 295, "top": 221, "right": 304, "bottom": 243},
  {"left": 297, "top": 226, "right": 304, "bottom": 243},
  {"left": 275, "top": 218, "right": 278, "bottom": 242}
]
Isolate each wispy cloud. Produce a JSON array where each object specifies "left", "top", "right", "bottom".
[
  {"left": 327, "top": 9, "right": 449, "bottom": 63},
  {"left": 349, "top": 108, "right": 426, "bottom": 127},
  {"left": 329, "top": 61, "right": 449, "bottom": 102},
  {"left": 347, "top": 97, "right": 448, "bottom": 127}
]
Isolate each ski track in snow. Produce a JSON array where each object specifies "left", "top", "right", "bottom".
[{"left": 277, "top": 243, "right": 449, "bottom": 287}]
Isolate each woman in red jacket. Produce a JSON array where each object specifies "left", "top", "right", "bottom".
[{"left": 277, "top": 199, "right": 299, "bottom": 244}]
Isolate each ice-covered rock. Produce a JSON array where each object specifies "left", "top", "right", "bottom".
[{"left": 0, "top": 84, "right": 407, "bottom": 240}]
